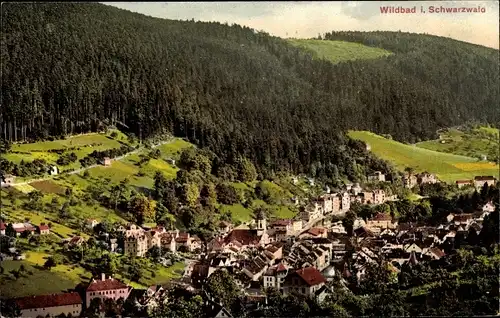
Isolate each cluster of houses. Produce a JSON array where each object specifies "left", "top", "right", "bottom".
[
  {"left": 402, "top": 172, "right": 497, "bottom": 191},
  {"left": 0, "top": 220, "right": 51, "bottom": 237},
  {"left": 121, "top": 224, "right": 203, "bottom": 257},
  {"left": 185, "top": 196, "right": 495, "bottom": 311},
  {"left": 299, "top": 180, "right": 396, "bottom": 223},
  {"left": 0, "top": 221, "right": 51, "bottom": 261},
  {"left": 402, "top": 172, "right": 439, "bottom": 188}
]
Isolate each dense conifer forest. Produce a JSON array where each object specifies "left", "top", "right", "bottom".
[{"left": 1, "top": 3, "right": 499, "bottom": 178}]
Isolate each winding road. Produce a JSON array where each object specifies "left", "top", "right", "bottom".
[{"left": 10, "top": 139, "right": 173, "bottom": 187}]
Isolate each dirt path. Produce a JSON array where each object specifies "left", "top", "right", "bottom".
[{"left": 11, "top": 139, "right": 173, "bottom": 186}]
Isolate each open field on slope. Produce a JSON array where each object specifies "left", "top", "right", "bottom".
[
  {"left": 4, "top": 130, "right": 131, "bottom": 171},
  {"left": 348, "top": 131, "right": 499, "bottom": 183},
  {"left": 0, "top": 250, "right": 184, "bottom": 298},
  {"left": 416, "top": 126, "right": 499, "bottom": 162},
  {"left": 288, "top": 39, "right": 393, "bottom": 64}
]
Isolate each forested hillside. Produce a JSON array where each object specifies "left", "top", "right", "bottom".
[{"left": 2, "top": 3, "right": 499, "bottom": 179}]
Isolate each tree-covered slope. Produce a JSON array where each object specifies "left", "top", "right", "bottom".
[{"left": 1, "top": 3, "right": 499, "bottom": 178}]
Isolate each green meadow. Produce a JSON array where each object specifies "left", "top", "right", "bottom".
[
  {"left": 288, "top": 39, "right": 393, "bottom": 64},
  {"left": 416, "top": 126, "right": 499, "bottom": 162},
  {"left": 349, "top": 130, "right": 499, "bottom": 183}
]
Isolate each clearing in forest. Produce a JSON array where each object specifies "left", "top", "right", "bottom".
[{"left": 288, "top": 39, "right": 393, "bottom": 64}]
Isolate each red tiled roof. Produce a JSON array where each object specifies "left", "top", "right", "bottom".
[
  {"left": 39, "top": 224, "right": 50, "bottom": 231},
  {"left": 307, "top": 227, "right": 326, "bottom": 237},
  {"left": 295, "top": 267, "right": 326, "bottom": 286},
  {"left": 429, "top": 247, "right": 445, "bottom": 258},
  {"left": 370, "top": 213, "right": 392, "bottom": 221},
  {"left": 456, "top": 180, "right": 472, "bottom": 184},
  {"left": 276, "top": 263, "right": 287, "bottom": 272},
  {"left": 0, "top": 221, "right": 5, "bottom": 230},
  {"left": 225, "top": 229, "right": 261, "bottom": 246},
  {"left": 87, "top": 278, "right": 128, "bottom": 292},
  {"left": 15, "top": 292, "right": 82, "bottom": 310}
]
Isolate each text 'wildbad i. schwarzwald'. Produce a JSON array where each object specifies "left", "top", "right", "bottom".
[{"left": 380, "top": 5, "right": 486, "bottom": 14}]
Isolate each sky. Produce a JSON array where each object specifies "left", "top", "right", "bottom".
[{"left": 104, "top": 1, "right": 499, "bottom": 49}]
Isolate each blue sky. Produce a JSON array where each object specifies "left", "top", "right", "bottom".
[{"left": 104, "top": 1, "right": 499, "bottom": 49}]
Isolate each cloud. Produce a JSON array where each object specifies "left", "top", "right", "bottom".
[{"left": 102, "top": 2, "right": 499, "bottom": 48}]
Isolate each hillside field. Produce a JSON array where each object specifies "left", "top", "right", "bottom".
[
  {"left": 288, "top": 39, "right": 393, "bottom": 64},
  {"left": 416, "top": 126, "right": 499, "bottom": 163},
  {"left": 4, "top": 130, "right": 132, "bottom": 173},
  {"left": 349, "top": 131, "right": 499, "bottom": 183}
]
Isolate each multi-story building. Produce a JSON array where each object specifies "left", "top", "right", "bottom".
[
  {"left": 366, "top": 213, "right": 397, "bottom": 232},
  {"left": 85, "top": 274, "right": 131, "bottom": 308},
  {"left": 282, "top": 267, "right": 326, "bottom": 298},
  {"left": 373, "top": 189, "right": 386, "bottom": 205},
  {"left": 473, "top": 176, "right": 497, "bottom": 190},
  {"left": 368, "top": 171, "right": 386, "bottom": 182},
  {"left": 301, "top": 203, "right": 323, "bottom": 222},
  {"left": 124, "top": 233, "right": 148, "bottom": 257},
  {"left": 362, "top": 191, "right": 374, "bottom": 205},
  {"left": 15, "top": 292, "right": 82, "bottom": 318},
  {"left": 263, "top": 263, "right": 289, "bottom": 290},
  {"left": 403, "top": 175, "right": 418, "bottom": 189},
  {"left": 417, "top": 172, "right": 438, "bottom": 184},
  {"left": 340, "top": 193, "right": 350, "bottom": 212}
]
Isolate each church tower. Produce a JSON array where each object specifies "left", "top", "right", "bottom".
[{"left": 254, "top": 209, "right": 267, "bottom": 236}]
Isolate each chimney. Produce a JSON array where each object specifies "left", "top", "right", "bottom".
[{"left": 101, "top": 273, "right": 106, "bottom": 281}]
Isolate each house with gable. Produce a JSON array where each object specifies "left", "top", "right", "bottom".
[
  {"left": 37, "top": 223, "right": 50, "bottom": 235},
  {"left": 282, "top": 267, "right": 326, "bottom": 298},
  {"left": 263, "top": 262, "right": 289, "bottom": 290},
  {"left": 85, "top": 274, "right": 131, "bottom": 308},
  {"left": 366, "top": 213, "right": 397, "bottom": 233}
]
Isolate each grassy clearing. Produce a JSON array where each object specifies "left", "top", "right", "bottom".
[
  {"left": 348, "top": 130, "right": 499, "bottom": 183},
  {"left": 0, "top": 251, "right": 184, "bottom": 298},
  {"left": 156, "top": 138, "right": 194, "bottom": 160},
  {"left": 416, "top": 126, "right": 499, "bottom": 161},
  {"left": 6, "top": 130, "right": 131, "bottom": 172},
  {"left": 0, "top": 252, "right": 91, "bottom": 298},
  {"left": 12, "top": 183, "right": 37, "bottom": 193},
  {"left": 131, "top": 261, "right": 184, "bottom": 288},
  {"left": 288, "top": 39, "right": 392, "bottom": 64},
  {"left": 220, "top": 204, "right": 254, "bottom": 223}
]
